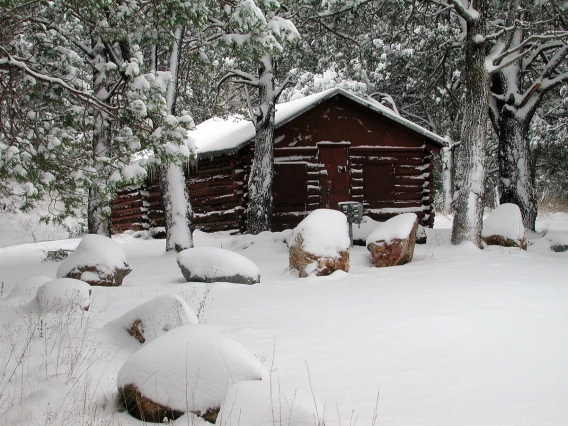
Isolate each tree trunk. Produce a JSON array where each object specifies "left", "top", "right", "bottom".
[
  {"left": 441, "top": 146, "right": 454, "bottom": 214},
  {"left": 246, "top": 55, "right": 276, "bottom": 235},
  {"left": 158, "top": 163, "right": 193, "bottom": 252},
  {"left": 451, "top": 6, "right": 490, "bottom": 247},
  {"left": 157, "top": 26, "right": 194, "bottom": 251},
  {"left": 498, "top": 112, "right": 537, "bottom": 230}
]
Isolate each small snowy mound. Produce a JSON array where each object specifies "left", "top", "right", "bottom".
[
  {"left": 35, "top": 278, "right": 92, "bottom": 312},
  {"left": 289, "top": 209, "right": 350, "bottom": 277},
  {"left": 177, "top": 247, "right": 261, "bottom": 284},
  {"left": 57, "top": 234, "right": 132, "bottom": 286},
  {"left": 6, "top": 275, "right": 52, "bottom": 306},
  {"left": 482, "top": 204, "right": 527, "bottom": 250},
  {"left": 105, "top": 294, "right": 199, "bottom": 344},
  {"left": 366, "top": 213, "right": 418, "bottom": 267},
  {"left": 218, "top": 381, "right": 325, "bottom": 426},
  {"left": 117, "top": 324, "right": 268, "bottom": 423}
]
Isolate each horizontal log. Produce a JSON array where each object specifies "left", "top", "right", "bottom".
[
  {"left": 111, "top": 206, "right": 145, "bottom": 219},
  {"left": 112, "top": 212, "right": 147, "bottom": 225},
  {"left": 189, "top": 183, "right": 236, "bottom": 198},
  {"left": 191, "top": 193, "right": 242, "bottom": 209},
  {"left": 366, "top": 200, "right": 424, "bottom": 209},
  {"left": 195, "top": 220, "right": 242, "bottom": 233},
  {"left": 194, "top": 211, "right": 242, "bottom": 225},
  {"left": 112, "top": 198, "right": 144, "bottom": 211},
  {"left": 193, "top": 201, "right": 243, "bottom": 214}
]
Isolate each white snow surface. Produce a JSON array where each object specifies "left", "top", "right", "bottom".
[
  {"left": 366, "top": 213, "right": 418, "bottom": 246},
  {"left": 290, "top": 209, "right": 350, "bottom": 257},
  {"left": 35, "top": 278, "right": 91, "bottom": 312},
  {"left": 5, "top": 275, "right": 52, "bottom": 307},
  {"left": 56, "top": 234, "right": 129, "bottom": 281},
  {"left": 482, "top": 203, "right": 525, "bottom": 242},
  {"left": 177, "top": 247, "right": 261, "bottom": 282},
  {"left": 117, "top": 324, "right": 268, "bottom": 414},
  {"left": 104, "top": 294, "right": 198, "bottom": 344},
  {"left": 191, "top": 88, "right": 446, "bottom": 157},
  {"left": 217, "top": 380, "right": 325, "bottom": 426},
  {"left": 1, "top": 213, "right": 568, "bottom": 425}
]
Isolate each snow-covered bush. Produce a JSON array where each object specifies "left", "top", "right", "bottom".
[
  {"left": 5, "top": 275, "right": 52, "bottom": 307},
  {"left": 218, "top": 380, "right": 325, "bottom": 426},
  {"left": 482, "top": 203, "right": 527, "bottom": 250},
  {"left": 57, "top": 234, "right": 131, "bottom": 286},
  {"left": 177, "top": 247, "right": 261, "bottom": 284},
  {"left": 105, "top": 294, "right": 199, "bottom": 344},
  {"left": 288, "top": 209, "right": 350, "bottom": 277},
  {"left": 35, "top": 278, "right": 91, "bottom": 312},
  {"left": 118, "top": 324, "right": 268, "bottom": 423}
]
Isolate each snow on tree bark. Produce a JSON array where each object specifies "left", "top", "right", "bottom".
[
  {"left": 451, "top": 1, "right": 490, "bottom": 247},
  {"left": 498, "top": 112, "right": 537, "bottom": 231},
  {"left": 441, "top": 146, "right": 455, "bottom": 215},
  {"left": 157, "top": 27, "right": 194, "bottom": 251},
  {"left": 246, "top": 55, "right": 277, "bottom": 235}
]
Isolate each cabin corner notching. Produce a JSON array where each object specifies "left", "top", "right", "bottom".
[{"left": 111, "top": 88, "right": 446, "bottom": 235}]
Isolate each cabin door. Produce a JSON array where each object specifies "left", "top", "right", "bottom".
[{"left": 318, "top": 143, "right": 350, "bottom": 209}]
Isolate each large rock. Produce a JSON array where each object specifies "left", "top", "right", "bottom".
[
  {"left": 288, "top": 209, "right": 350, "bottom": 277},
  {"left": 218, "top": 381, "right": 325, "bottom": 426},
  {"left": 366, "top": 213, "right": 418, "bottom": 267},
  {"left": 104, "top": 294, "right": 199, "bottom": 344},
  {"left": 177, "top": 247, "right": 260, "bottom": 284},
  {"left": 482, "top": 204, "right": 527, "bottom": 250},
  {"left": 118, "top": 324, "right": 268, "bottom": 423},
  {"left": 35, "top": 278, "right": 92, "bottom": 312},
  {"left": 57, "top": 234, "right": 132, "bottom": 286}
]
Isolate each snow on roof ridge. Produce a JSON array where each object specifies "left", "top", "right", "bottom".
[{"left": 191, "top": 87, "right": 446, "bottom": 157}]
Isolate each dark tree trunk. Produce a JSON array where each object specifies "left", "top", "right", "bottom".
[
  {"left": 451, "top": 3, "right": 490, "bottom": 247},
  {"left": 246, "top": 55, "right": 276, "bottom": 235},
  {"left": 498, "top": 112, "right": 537, "bottom": 230}
]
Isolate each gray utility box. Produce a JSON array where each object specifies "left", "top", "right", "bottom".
[{"left": 338, "top": 202, "right": 363, "bottom": 247}]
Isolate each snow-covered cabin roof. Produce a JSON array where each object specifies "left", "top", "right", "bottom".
[{"left": 191, "top": 87, "right": 447, "bottom": 157}]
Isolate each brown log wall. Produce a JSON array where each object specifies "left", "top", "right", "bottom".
[{"left": 110, "top": 185, "right": 149, "bottom": 234}]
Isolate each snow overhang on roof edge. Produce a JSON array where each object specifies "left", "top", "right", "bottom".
[{"left": 193, "top": 87, "right": 447, "bottom": 159}]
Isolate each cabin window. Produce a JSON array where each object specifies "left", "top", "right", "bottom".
[
  {"left": 364, "top": 164, "right": 395, "bottom": 202},
  {"left": 273, "top": 163, "right": 308, "bottom": 205}
]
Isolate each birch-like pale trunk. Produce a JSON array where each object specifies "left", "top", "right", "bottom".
[
  {"left": 441, "top": 146, "right": 454, "bottom": 214},
  {"left": 498, "top": 112, "right": 537, "bottom": 230},
  {"left": 246, "top": 55, "right": 276, "bottom": 235},
  {"left": 158, "top": 27, "right": 194, "bottom": 251},
  {"left": 451, "top": 2, "right": 490, "bottom": 247}
]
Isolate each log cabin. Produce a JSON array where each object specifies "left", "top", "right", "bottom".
[{"left": 111, "top": 88, "right": 447, "bottom": 235}]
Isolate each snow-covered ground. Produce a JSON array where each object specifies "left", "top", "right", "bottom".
[{"left": 0, "top": 212, "right": 567, "bottom": 425}]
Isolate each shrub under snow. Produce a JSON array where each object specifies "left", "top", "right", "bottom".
[
  {"left": 104, "top": 294, "right": 199, "bottom": 344},
  {"left": 117, "top": 324, "right": 268, "bottom": 422},
  {"left": 57, "top": 234, "right": 132, "bottom": 286},
  {"left": 218, "top": 380, "right": 325, "bottom": 426},
  {"left": 6, "top": 275, "right": 52, "bottom": 306},
  {"left": 177, "top": 247, "right": 261, "bottom": 284},
  {"left": 35, "top": 278, "right": 91, "bottom": 312}
]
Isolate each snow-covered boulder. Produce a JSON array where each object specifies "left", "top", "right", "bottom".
[
  {"left": 57, "top": 234, "right": 132, "bottom": 286},
  {"left": 218, "top": 381, "right": 325, "bottom": 426},
  {"left": 105, "top": 294, "right": 199, "bottom": 344},
  {"left": 118, "top": 324, "right": 268, "bottom": 423},
  {"left": 177, "top": 247, "right": 260, "bottom": 284},
  {"left": 6, "top": 275, "right": 52, "bottom": 306},
  {"left": 288, "top": 209, "right": 350, "bottom": 277},
  {"left": 366, "top": 213, "right": 418, "bottom": 267},
  {"left": 35, "top": 278, "right": 92, "bottom": 312},
  {"left": 482, "top": 204, "right": 527, "bottom": 250}
]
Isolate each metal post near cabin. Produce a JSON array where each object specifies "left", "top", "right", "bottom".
[{"left": 338, "top": 202, "right": 364, "bottom": 247}]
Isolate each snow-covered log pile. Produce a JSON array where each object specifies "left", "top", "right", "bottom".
[
  {"left": 104, "top": 294, "right": 199, "bottom": 344},
  {"left": 366, "top": 213, "right": 419, "bottom": 267},
  {"left": 117, "top": 324, "right": 268, "bottom": 423},
  {"left": 217, "top": 380, "right": 325, "bottom": 426},
  {"left": 482, "top": 204, "right": 527, "bottom": 250},
  {"left": 177, "top": 247, "right": 261, "bottom": 284},
  {"left": 56, "top": 235, "right": 132, "bottom": 286},
  {"left": 288, "top": 209, "right": 350, "bottom": 277},
  {"left": 35, "top": 278, "right": 92, "bottom": 312}
]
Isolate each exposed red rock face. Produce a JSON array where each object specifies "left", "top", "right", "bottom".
[
  {"left": 482, "top": 234, "right": 527, "bottom": 250},
  {"left": 289, "top": 234, "right": 350, "bottom": 277},
  {"left": 367, "top": 220, "right": 418, "bottom": 267},
  {"left": 119, "top": 384, "right": 186, "bottom": 423}
]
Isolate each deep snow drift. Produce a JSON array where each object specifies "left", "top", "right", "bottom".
[{"left": 0, "top": 212, "right": 567, "bottom": 425}]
